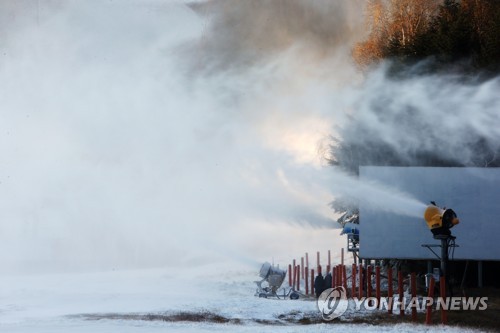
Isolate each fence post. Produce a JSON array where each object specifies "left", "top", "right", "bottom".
[
  {"left": 328, "top": 250, "right": 331, "bottom": 269},
  {"left": 376, "top": 266, "right": 381, "bottom": 308},
  {"left": 411, "top": 272, "right": 417, "bottom": 322},
  {"left": 311, "top": 269, "right": 315, "bottom": 296},
  {"left": 352, "top": 264, "right": 357, "bottom": 298},
  {"left": 337, "top": 265, "right": 342, "bottom": 288},
  {"left": 305, "top": 266, "right": 309, "bottom": 295},
  {"left": 425, "top": 276, "right": 435, "bottom": 325},
  {"left": 358, "top": 264, "right": 363, "bottom": 299},
  {"left": 440, "top": 276, "right": 447, "bottom": 324},
  {"left": 367, "top": 265, "right": 373, "bottom": 299},
  {"left": 301, "top": 257, "right": 305, "bottom": 279},
  {"left": 398, "top": 270, "right": 404, "bottom": 316},
  {"left": 295, "top": 265, "right": 300, "bottom": 291},
  {"left": 317, "top": 252, "right": 320, "bottom": 272},
  {"left": 388, "top": 267, "right": 393, "bottom": 314},
  {"left": 342, "top": 265, "right": 348, "bottom": 292},
  {"left": 331, "top": 266, "right": 334, "bottom": 289},
  {"left": 332, "top": 266, "right": 336, "bottom": 287}
]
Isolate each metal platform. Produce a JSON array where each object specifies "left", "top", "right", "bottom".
[
  {"left": 421, "top": 236, "right": 458, "bottom": 278},
  {"left": 421, "top": 242, "right": 459, "bottom": 260}
]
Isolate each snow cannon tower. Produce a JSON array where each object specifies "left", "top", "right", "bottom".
[{"left": 423, "top": 203, "right": 460, "bottom": 279}]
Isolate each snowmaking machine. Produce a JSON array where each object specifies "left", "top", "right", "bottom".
[
  {"left": 422, "top": 202, "right": 460, "bottom": 280},
  {"left": 254, "top": 262, "right": 299, "bottom": 299},
  {"left": 424, "top": 203, "right": 459, "bottom": 238},
  {"left": 341, "top": 223, "right": 360, "bottom": 253}
]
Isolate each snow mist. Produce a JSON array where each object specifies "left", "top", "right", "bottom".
[{"left": 0, "top": 0, "right": 498, "bottom": 273}]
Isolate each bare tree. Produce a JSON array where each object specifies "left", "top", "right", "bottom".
[{"left": 353, "top": 0, "right": 441, "bottom": 68}]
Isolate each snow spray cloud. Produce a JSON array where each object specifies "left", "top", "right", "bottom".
[
  {"left": 190, "top": 0, "right": 499, "bottom": 214},
  {"left": 0, "top": 0, "right": 363, "bottom": 273},
  {"left": 1, "top": 1, "right": 498, "bottom": 273},
  {"left": 333, "top": 67, "right": 500, "bottom": 169}
]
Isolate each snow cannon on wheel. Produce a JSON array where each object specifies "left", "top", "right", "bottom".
[{"left": 254, "top": 262, "right": 299, "bottom": 299}]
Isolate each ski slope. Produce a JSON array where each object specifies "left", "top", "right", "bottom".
[{"left": 0, "top": 263, "right": 485, "bottom": 332}]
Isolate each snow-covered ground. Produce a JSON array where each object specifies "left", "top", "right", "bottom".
[{"left": 0, "top": 263, "right": 486, "bottom": 332}]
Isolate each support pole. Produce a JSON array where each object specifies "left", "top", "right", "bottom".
[
  {"left": 288, "top": 264, "right": 292, "bottom": 287},
  {"left": 440, "top": 238, "right": 448, "bottom": 279},
  {"left": 306, "top": 253, "right": 309, "bottom": 272},
  {"left": 328, "top": 250, "right": 331, "bottom": 269},
  {"left": 341, "top": 248, "right": 344, "bottom": 266}
]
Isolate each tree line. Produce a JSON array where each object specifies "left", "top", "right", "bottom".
[{"left": 353, "top": 0, "right": 500, "bottom": 74}]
